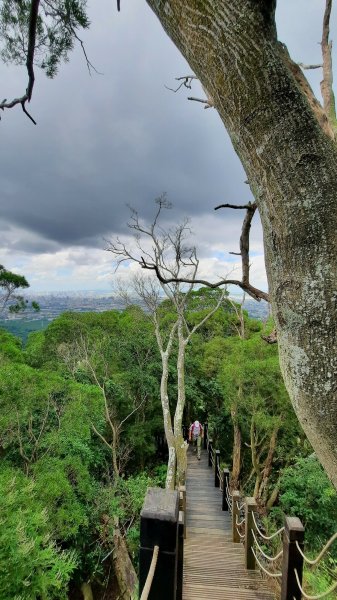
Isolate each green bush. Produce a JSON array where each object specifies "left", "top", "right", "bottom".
[{"left": 279, "top": 456, "right": 337, "bottom": 554}]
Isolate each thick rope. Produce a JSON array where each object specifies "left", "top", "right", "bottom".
[
  {"left": 252, "top": 530, "right": 283, "bottom": 562},
  {"left": 252, "top": 511, "right": 285, "bottom": 541},
  {"left": 235, "top": 514, "right": 245, "bottom": 528},
  {"left": 293, "top": 569, "right": 337, "bottom": 600},
  {"left": 140, "top": 545, "right": 159, "bottom": 600},
  {"left": 251, "top": 547, "right": 282, "bottom": 578},
  {"left": 295, "top": 533, "right": 337, "bottom": 566}
]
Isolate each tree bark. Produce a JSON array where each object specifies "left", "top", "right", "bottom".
[
  {"left": 174, "top": 318, "right": 188, "bottom": 487},
  {"left": 146, "top": 0, "right": 337, "bottom": 489},
  {"left": 231, "top": 402, "right": 241, "bottom": 488},
  {"left": 113, "top": 526, "right": 138, "bottom": 600},
  {"left": 160, "top": 349, "right": 176, "bottom": 489},
  {"left": 80, "top": 583, "right": 94, "bottom": 600},
  {"left": 258, "top": 426, "right": 279, "bottom": 502}
]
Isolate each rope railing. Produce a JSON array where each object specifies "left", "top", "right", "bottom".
[
  {"left": 235, "top": 514, "right": 245, "bottom": 528},
  {"left": 225, "top": 487, "right": 233, "bottom": 513},
  {"left": 289, "top": 532, "right": 337, "bottom": 600},
  {"left": 204, "top": 437, "right": 337, "bottom": 600},
  {"left": 293, "top": 568, "right": 337, "bottom": 600},
  {"left": 251, "top": 547, "right": 282, "bottom": 579},
  {"left": 218, "top": 467, "right": 224, "bottom": 490},
  {"left": 140, "top": 545, "right": 160, "bottom": 600},
  {"left": 235, "top": 512, "right": 246, "bottom": 540},
  {"left": 252, "top": 530, "right": 283, "bottom": 563},
  {"left": 295, "top": 533, "right": 337, "bottom": 566},
  {"left": 252, "top": 511, "right": 285, "bottom": 541}
]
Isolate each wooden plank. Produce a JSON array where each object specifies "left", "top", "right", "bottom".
[{"left": 183, "top": 448, "right": 275, "bottom": 600}]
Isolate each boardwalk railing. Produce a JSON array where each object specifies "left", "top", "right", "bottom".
[
  {"left": 205, "top": 427, "right": 337, "bottom": 600},
  {"left": 139, "top": 486, "right": 185, "bottom": 600},
  {"left": 139, "top": 427, "right": 336, "bottom": 600}
]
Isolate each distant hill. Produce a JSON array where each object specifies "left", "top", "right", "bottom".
[{"left": 0, "top": 292, "right": 270, "bottom": 342}]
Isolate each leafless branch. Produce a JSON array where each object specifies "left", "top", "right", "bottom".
[
  {"left": 0, "top": 0, "right": 40, "bottom": 124},
  {"left": 164, "top": 75, "right": 198, "bottom": 93},
  {"left": 298, "top": 63, "right": 323, "bottom": 70},
  {"left": 143, "top": 260, "right": 269, "bottom": 302},
  {"left": 137, "top": 200, "right": 269, "bottom": 302},
  {"left": 118, "top": 395, "right": 147, "bottom": 431},
  {"left": 214, "top": 203, "right": 255, "bottom": 210},
  {"left": 187, "top": 96, "right": 214, "bottom": 109},
  {"left": 321, "top": 0, "right": 337, "bottom": 134}
]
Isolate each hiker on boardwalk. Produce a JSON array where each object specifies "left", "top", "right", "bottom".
[{"left": 189, "top": 420, "right": 203, "bottom": 460}]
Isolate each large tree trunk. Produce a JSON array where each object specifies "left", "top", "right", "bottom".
[{"left": 146, "top": 1, "right": 337, "bottom": 489}]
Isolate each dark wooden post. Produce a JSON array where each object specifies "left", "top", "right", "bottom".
[
  {"left": 179, "top": 486, "right": 186, "bottom": 540},
  {"left": 280, "top": 517, "right": 305, "bottom": 600},
  {"left": 139, "top": 487, "right": 179, "bottom": 600},
  {"left": 176, "top": 511, "right": 184, "bottom": 600},
  {"left": 208, "top": 439, "right": 213, "bottom": 467},
  {"left": 214, "top": 450, "right": 220, "bottom": 488},
  {"left": 222, "top": 469, "right": 230, "bottom": 511},
  {"left": 232, "top": 490, "right": 241, "bottom": 543},
  {"left": 203, "top": 422, "right": 208, "bottom": 449},
  {"left": 245, "top": 497, "right": 257, "bottom": 570}
]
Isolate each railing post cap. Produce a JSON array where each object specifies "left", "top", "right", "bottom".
[
  {"left": 223, "top": 467, "right": 230, "bottom": 474},
  {"left": 232, "top": 490, "right": 240, "bottom": 499},
  {"left": 245, "top": 496, "right": 257, "bottom": 511},
  {"left": 141, "top": 487, "right": 179, "bottom": 522},
  {"left": 215, "top": 449, "right": 220, "bottom": 456},
  {"left": 285, "top": 516, "right": 305, "bottom": 541}
]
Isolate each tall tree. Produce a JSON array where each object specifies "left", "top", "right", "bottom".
[
  {"left": 142, "top": 1, "right": 337, "bottom": 489},
  {"left": 0, "top": 1, "right": 336, "bottom": 487},
  {"left": 108, "top": 199, "right": 227, "bottom": 488}
]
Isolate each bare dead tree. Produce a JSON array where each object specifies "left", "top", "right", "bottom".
[
  {"left": 107, "top": 198, "right": 228, "bottom": 488},
  {"left": 138, "top": 199, "right": 268, "bottom": 303}
]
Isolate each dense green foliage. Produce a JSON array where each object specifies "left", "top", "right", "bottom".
[{"left": 0, "top": 296, "right": 335, "bottom": 597}]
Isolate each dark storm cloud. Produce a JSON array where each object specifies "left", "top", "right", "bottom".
[
  {"left": 0, "top": 0, "right": 335, "bottom": 255},
  {"left": 0, "top": 1, "right": 250, "bottom": 253}
]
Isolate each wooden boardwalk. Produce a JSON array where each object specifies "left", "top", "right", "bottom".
[{"left": 183, "top": 449, "right": 275, "bottom": 600}]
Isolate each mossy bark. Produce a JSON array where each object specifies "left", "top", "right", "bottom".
[{"left": 146, "top": 0, "right": 337, "bottom": 489}]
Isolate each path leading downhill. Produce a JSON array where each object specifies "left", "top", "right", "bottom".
[{"left": 183, "top": 449, "right": 275, "bottom": 600}]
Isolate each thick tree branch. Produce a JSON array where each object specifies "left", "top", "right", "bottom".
[
  {"left": 280, "top": 42, "right": 334, "bottom": 140},
  {"left": 0, "top": 0, "right": 39, "bottom": 124},
  {"left": 321, "top": 0, "right": 337, "bottom": 134},
  {"left": 141, "top": 259, "right": 268, "bottom": 302}
]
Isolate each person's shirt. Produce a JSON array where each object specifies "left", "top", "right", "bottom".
[{"left": 189, "top": 421, "right": 203, "bottom": 438}]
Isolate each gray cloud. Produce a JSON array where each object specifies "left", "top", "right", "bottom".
[{"left": 0, "top": 0, "right": 335, "bottom": 279}]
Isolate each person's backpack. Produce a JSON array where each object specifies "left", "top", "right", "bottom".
[{"left": 192, "top": 422, "right": 200, "bottom": 438}]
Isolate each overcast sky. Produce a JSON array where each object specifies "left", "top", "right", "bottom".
[{"left": 0, "top": 1, "right": 335, "bottom": 294}]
